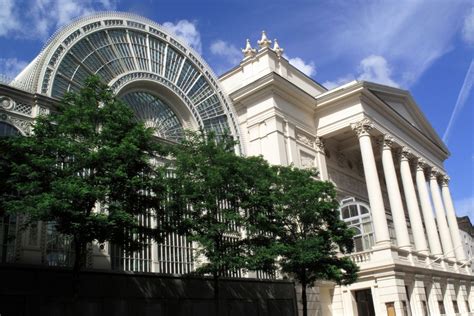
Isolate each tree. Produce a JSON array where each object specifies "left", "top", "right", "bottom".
[
  {"left": 166, "top": 131, "right": 276, "bottom": 313},
  {"left": 271, "top": 166, "right": 358, "bottom": 316},
  {"left": 1, "top": 76, "right": 169, "bottom": 276}
]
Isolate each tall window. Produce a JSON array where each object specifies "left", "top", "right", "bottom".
[{"left": 340, "top": 198, "right": 374, "bottom": 252}]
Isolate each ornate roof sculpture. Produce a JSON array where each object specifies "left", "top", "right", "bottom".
[{"left": 12, "top": 12, "right": 242, "bottom": 150}]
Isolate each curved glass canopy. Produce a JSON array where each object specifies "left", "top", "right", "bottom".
[
  {"left": 14, "top": 13, "right": 242, "bottom": 151},
  {"left": 121, "top": 91, "right": 183, "bottom": 142}
]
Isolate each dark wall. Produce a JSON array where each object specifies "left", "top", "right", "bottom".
[{"left": 0, "top": 265, "right": 297, "bottom": 316}]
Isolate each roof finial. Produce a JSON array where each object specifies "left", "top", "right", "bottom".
[
  {"left": 273, "top": 39, "right": 284, "bottom": 58},
  {"left": 242, "top": 39, "right": 257, "bottom": 59},
  {"left": 257, "top": 30, "right": 272, "bottom": 49}
]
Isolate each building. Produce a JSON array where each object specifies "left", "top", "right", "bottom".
[
  {"left": 0, "top": 12, "right": 473, "bottom": 316},
  {"left": 458, "top": 216, "right": 474, "bottom": 273}
]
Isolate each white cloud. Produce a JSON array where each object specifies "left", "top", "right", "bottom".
[
  {"left": 322, "top": 75, "right": 355, "bottom": 90},
  {"left": 0, "top": 0, "right": 116, "bottom": 39},
  {"left": 455, "top": 196, "right": 474, "bottom": 221},
  {"left": 322, "top": 55, "right": 398, "bottom": 90},
  {"left": 358, "top": 55, "right": 399, "bottom": 87},
  {"left": 0, "top": 0, "right": 20, "bottom": 37},
  {"left": 163, "top": 20, "right": 202, "bottom": 54},
  {"left": 462, "top": 8, "right": 474, "bottom": 46},
  {"left": 443, "top": 60, "right": 474, "bottom": 143},
  {"left": 284, "top": 55, "right": 316, "bottom": 77},
  {"left": 314, "top": 1, "right": 468, "bottom": 87},
  {"left": 210, "top": 40, "right": 241, "bottom": 66},
  {"left": 0, "top": 58, "right": 28, "bottom": 79}
]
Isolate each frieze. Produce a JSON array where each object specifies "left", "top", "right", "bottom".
[
  {"left": 300, "top": 151, "right": 315, "bottom": 169},
  {"left": 296, "top": 131, "right": 315, "bottom": 148}
]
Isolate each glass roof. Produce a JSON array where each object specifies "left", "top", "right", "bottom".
[
  {"left": 121, "top": 91, "right": 183, "bottom": 142},
  {"left": 48, "top": 28, "right": 231, "bottom": 139}
]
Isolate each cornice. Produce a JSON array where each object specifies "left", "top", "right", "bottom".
[{"left": 228, "top": 72, "right": 317, "bottom": 111}]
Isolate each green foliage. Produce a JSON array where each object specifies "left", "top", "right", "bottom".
[
  {"left": 1, "top": 76, "right": 168, "bottom": 271},
  {"left": 167, "top": 131, "right": 276, "bottom": 278},
  {"left": 271, "top": 165, "right": 358, "bottom": 286}
]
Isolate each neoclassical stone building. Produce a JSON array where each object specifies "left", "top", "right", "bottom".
[{"left": 0, "top": 12, "right": 472, "bottom": 316}]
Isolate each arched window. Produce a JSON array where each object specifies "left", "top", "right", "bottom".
[
  {"left": 340, "top": 197, "right": 374, "bottom": 252},
  {"left": 0, "top": 122, "right": 21, "bottom": 137}
]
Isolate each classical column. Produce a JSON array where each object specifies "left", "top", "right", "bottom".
[
  {"left": 429, "top": 169, "right": 455, "bottom": 260},
  {"left": 441, "top": 176, "right": 467, "bottom": 262},
  {"left": 380, "top": 136, "right": 411, "bottom": 250},
  {"left": 415, "top": 160, "right": 443, "bottom": 256},
  {"left": 398, "top": 149, "right": 429, "bottom": 254},
  {"left": 352, "top": 118, "right": 390, "bottom": 245},
  {"left": 315, "top": 137, "right": 329, "bottom": 180}
]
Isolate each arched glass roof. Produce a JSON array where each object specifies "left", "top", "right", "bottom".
[
  {"left": 13, "top": 12, "right": 242, "bottom": 152},
  {"left": 121, "top": 91, "right": 183, "bottom": 142}
]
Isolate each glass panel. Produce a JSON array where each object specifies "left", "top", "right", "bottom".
[
  {"left": 354, "top": 236, "right": 363, "bottom": 252},
  {"left": 342, "top": 207, "right": 350, "bottom": 219},
  {"left": 360, "top": 206, "right": 369, "bottom": 214},
  {"left": 362, "top": 222, "right": 373, "bottom": 233},
  {"left": 349, "top": 205, "right": 358, "bottom": 217}
]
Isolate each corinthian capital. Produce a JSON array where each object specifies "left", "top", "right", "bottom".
[
  {"left": 429, "top": 168, "right": 441, "bottom": 180},
  {"left": 400, "top": 147, "right": 412, "bottom": 161},
  {"left": 378, "top": 134, "right": 394, "bottom": 150},
  {"left": 416, "top": 158, "right": 428, "bottom": 171},
  {"left": 315, "top": 137, "right": 325, "bottom": 154},
  {"left": 440, "top": 175, "right": 450, "bottom": 186},
  {"left": 351, "top": 118, "right": 374, "bottom": 137}
]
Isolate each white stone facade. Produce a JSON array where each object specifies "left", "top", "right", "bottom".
[{"left": 0, "top": 12, "right": 473, "bottom": 316}]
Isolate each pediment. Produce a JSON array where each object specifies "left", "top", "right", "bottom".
[{"left": 366, "top": 84, "right": 448, "bottom": 154}]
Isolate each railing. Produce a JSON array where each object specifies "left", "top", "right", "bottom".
[{"left": 350, "top": 250, "right": 373, "bottom": 263}]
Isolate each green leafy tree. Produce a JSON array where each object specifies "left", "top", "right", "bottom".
[
  {"left": 271, "top": 166, "right": 358, "bottom": 316},
  {"left": 1, "top": 76, "right": 169, "bottom": 275},
  {"left": 166, "top": 131, "right": 276, "bottom": 312}
]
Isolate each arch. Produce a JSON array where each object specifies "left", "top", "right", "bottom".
[
  {"left": 0, "top": 121, "right": 23, "bottom": 137},
  {"left": 14, "top": 12, "right": 242, "bottom": 150},
  {"left": 340, "top": 197, "right": 374, "bottom": 252}
]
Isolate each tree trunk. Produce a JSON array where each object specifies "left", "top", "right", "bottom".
[{"left": 301, "top": 273, "right": 308, "bottom": 316}]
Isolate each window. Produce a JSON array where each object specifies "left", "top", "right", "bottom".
[
  {"left": 438, "top": 300, "right": 446, "bottom": 314},
  {"left": 452, "top": 300, "right": 459, "bottom": 313},
  {"left": 421, "top": 301, "right": 429, "bottom": 316},
  {"left": 340, "top": 198, "right": 374, "bottom": 252}
]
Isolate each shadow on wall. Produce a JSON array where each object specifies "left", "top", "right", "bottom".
[{"left": 0, "top": 264, "right": 297, "bottom": 316}]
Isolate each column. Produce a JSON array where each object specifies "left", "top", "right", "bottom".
[
  {"left": 315, "top": 137, "right": 329, "bottom": 180},
  {"left": 415, "top": 160, "right": 443, "bottom": 256},
  {"left": 441, "top": 176, "right": 467, "bottom": 262},
  {"left": 380, "top": 136, "right": 411, "bottom": 250},
  {"left": 352, "top": 118, "right": 390, "bottom": 245},
  {"left": 399, "top": 149, "right": 429, "bottom": 254},
  {"left": 429, "top": 169, "right": 455, "bottom": 260}
]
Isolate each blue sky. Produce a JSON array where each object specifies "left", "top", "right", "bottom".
[{"left": 0, "top": 0, "right": 472, "bottom": 220}]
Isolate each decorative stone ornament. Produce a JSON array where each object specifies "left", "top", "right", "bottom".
[
  {"left": 272, "top": 39, "right": 284, "bottom": 58},
  {"left": 441, "top": 175, "right": 450, "bottom": 186},
  {"left": 257, "top": 31, "right": 272, "bottom": 49},
  {"left": 0, "top": 95, "right": 15, "bottom": 110},
  {"left": 400, "top": 147, "right": 412, "bottom": 161},
  {"left": 416, "top": 158, "right": 428, "bottom": 171},
  {"left": 314, "top": 137, "right": 325, "bottom": 154},
  {"left": 378, "top": 134, "right": 394, "bottom": 150},
  {"left": 242, "top": 39, "right": 257, "bottom": 59},
  {"left": 351, "top": 118, "right": 374, "bottom": 137},
  {"left": 430, "top": 168, "right": 441, "bottom": 180}
]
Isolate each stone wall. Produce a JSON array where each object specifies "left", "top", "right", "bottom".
[{"left": 0, "top": 264, "right": 297, "bottom": 316}]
